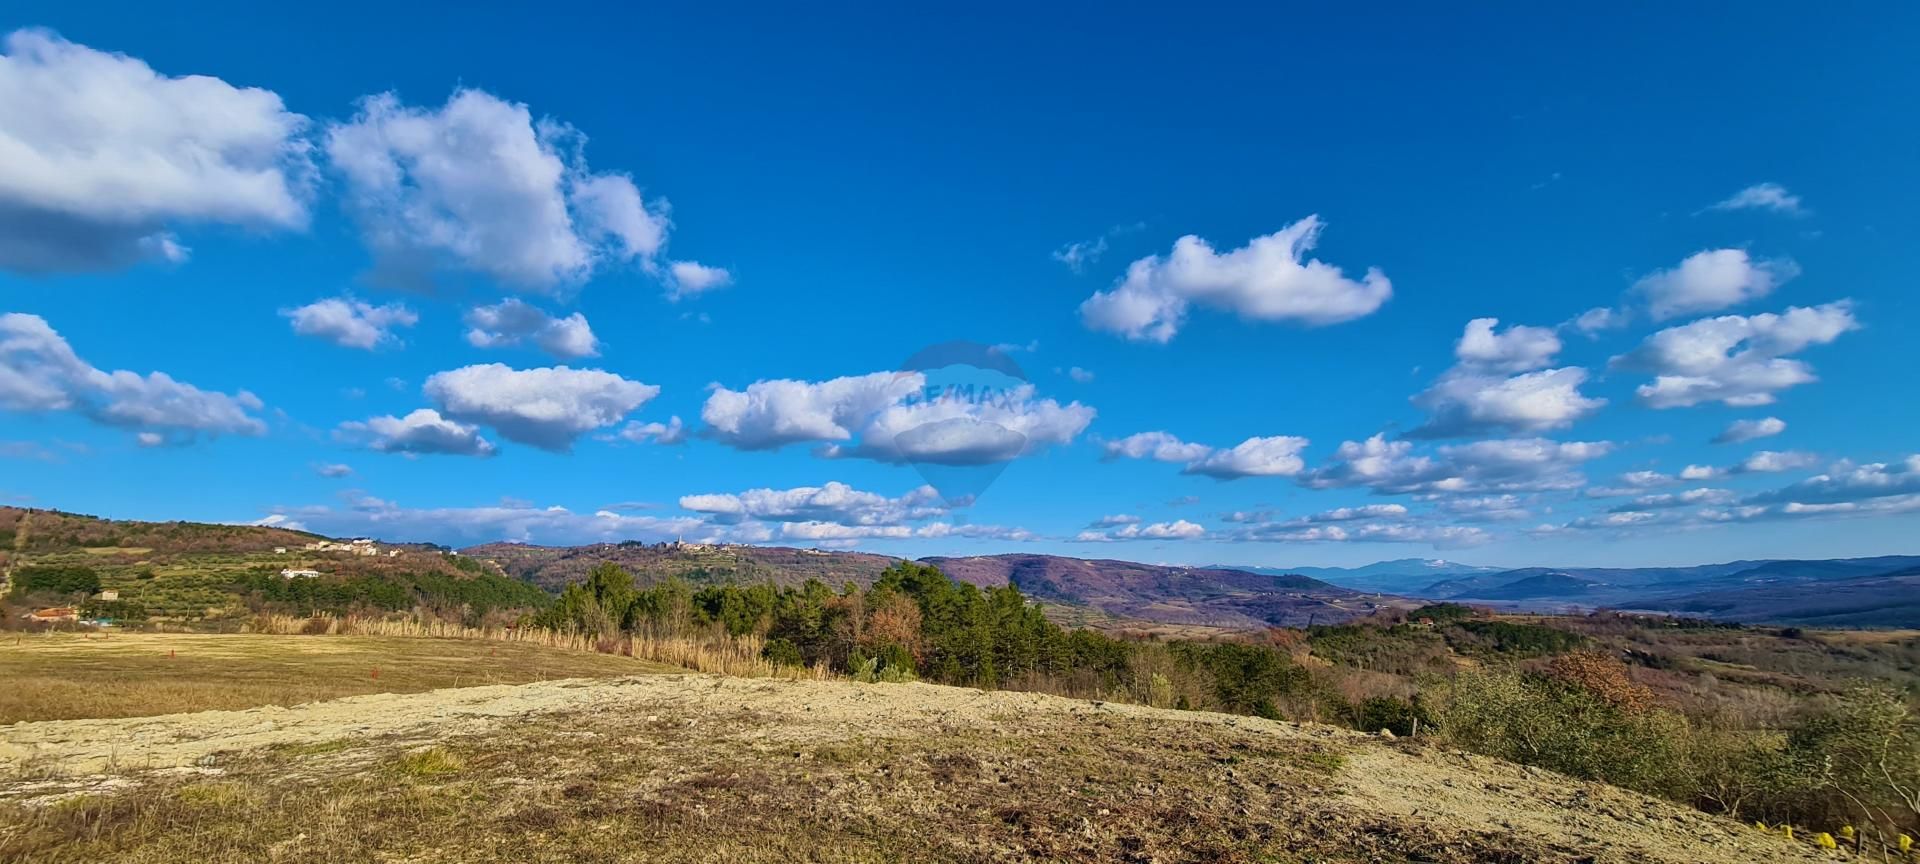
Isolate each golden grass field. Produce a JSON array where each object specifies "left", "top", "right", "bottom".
[
  {"left": 0, "top": 668, "right": 1831, "bottom": 864},
  {"left": 0, "top": 632, "right": 672, "bottom": 724}
]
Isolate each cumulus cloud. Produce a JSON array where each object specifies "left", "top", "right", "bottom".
[
  {"left": 0, "top": 312, "right": 266, "bottom": 442},
  {"left": 1454, "top": 318, "right": 1562, "bottom": 374},
  {"left": 1073, "top": 519, "right": 1206, "bottom": 542},
  {"left": 1066, "top": 366, "right": 1095, "bottom": 383},
  {"left": 1744, "top": 456, "right": 1920, "bottom": 507},
  {"left": 666, "top": 261, "right": 732, "bottom": 300},
  {"left": 314, "top": 463, "right": 353, "bottom": 478},
  {"left": 257, "top": 493, "right": 706, "bottom": 546},
  {"left": 1712, "top": 416, "right": 1786, "bottom": 444},
  {"left": 702, "top": 372, "right": 921, "bottom": 451},
  {"left": 335, "top": 408, "right": 495, "bottom": 457},
  {"left": 282, "top": 297, "right": 418, "bottom": 350},
  {"left": 1410, "top": 318, "right": 1605, "bottom": 438},
  {"left": 1412, "top": 366, "right": 1606, "bottom": 438},
  {"left": 680, "top": 482, "right": 948, "bottom": 527},
  {"left": 615, "top": 416, "right": 686, "bottom": 445},
  {"left": 326, "top": 88, "right": 690, "bottom": 292},
  {"left": 1735, "top": 449, "right": 1821, "bottom": 474},
  {"left": 1633, "top": 249, "right": 1799, "bottom": 321},
  {"left": 1303, "top": 434, "right": 1613, "bottom": 496},
  {"left": 1612, "top": 301, "right": 1858, "bottom": 408},
  {"left": 463, "top": 299, "right": 599, "bottom": 359},
  {"left": 1079, "top": 216, "right": 1390, "bottom": 342},
  {"left": 1089, "top": 514, "right": 1142, "bottom": 527},
  {"left": 424, "top": 364, "right": 659, "bottom": 451},
  {"left": 1102, "top": 431, "right": 1310, "bottom": 479},
  {"left": 0, "top": 29, "right": 314, "bottom": 273},
  {"left": 1706, "top": 183, "right": 1805, "bottom": 216},
  {"left": 1223, "top": 504, "right": 1489, "bottom": 547},
  {"left": 702, "top": 372, "right": 1093, "bottom": 466}
]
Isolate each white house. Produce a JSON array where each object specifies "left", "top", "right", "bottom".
[{"left": 280, "top": 568, "right": 321, "bottom": 579}]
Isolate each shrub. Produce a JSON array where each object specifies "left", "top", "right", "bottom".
[{"left": 1438, "top": 667, "right": 1691, "bottom": 798}]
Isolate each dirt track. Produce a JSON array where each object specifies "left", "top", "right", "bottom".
[{"left": 1, "top": 674, "right": 1828, "bottom": 863}]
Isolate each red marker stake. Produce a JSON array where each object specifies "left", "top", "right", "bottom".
[{"left": 371, "top": 667, "right": 379, "bottom": 680}]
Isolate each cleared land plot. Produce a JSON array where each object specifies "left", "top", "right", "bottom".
[
  {"left": 0, "top": 633, "right": 672, "bottom": 724},
  {"left": 0, "top": 674, "right": 1827, "bottom": 864}
]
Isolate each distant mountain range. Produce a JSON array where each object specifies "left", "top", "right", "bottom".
[
  {"left": 1402, "top": 555, "right": 1920, "bottom": 627},
  {"left": 1212, "top": 558, "right": 1505, "bottom": 595}
]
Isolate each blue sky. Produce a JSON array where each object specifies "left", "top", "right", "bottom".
[{"left": 3, "top": 3, "right": 1917, "bottom": 568}]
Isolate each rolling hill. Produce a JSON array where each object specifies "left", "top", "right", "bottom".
[
  {"left": 922, "top": 553, "right": 1405, "bottom": 629},
  {"left": 1416, "top": 556, "right": 1920, "bottom": 626},
  {"left": 464, "top": 540, "right": 902, "bottom": 592}
]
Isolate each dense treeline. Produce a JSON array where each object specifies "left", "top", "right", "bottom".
[
  {"left": 6, "top": 565, "right": 102, "bottom": 598},
  {"left": 232, "top": 566, "right": 547, "bottom": 621}
]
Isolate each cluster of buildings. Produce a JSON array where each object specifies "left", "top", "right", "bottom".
[{"left": 279, "top": 538, "right": 401, "bottom": 558}]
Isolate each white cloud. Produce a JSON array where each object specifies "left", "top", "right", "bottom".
[
  {"left": 1454, "top": 318, "right": 1562, "bottom": 374},
  {"left": 1231, "top": 518, "right": 1491, "bottom": 549},
  {"left": 702, "top": 372, "right": 921, "bottom": 451},
  {"left": 0, "top": 29, "right": 314, "bottom": 273},
  {"left": 0, "top": 312, "right": 266, "bottom": 442},
  {"left": 1679, "top": 464, "right": 1722, "bottom": 481},
  {"left": 1066, "top": 366, "right": 1095, "bottom": 383},
  {"left": 315, "top": 463, "right": 353, "bottom": 478},
  {"left": 1706, "top": 183, "right": 1805, "bottom": 216},
  {"left": 1103, "top": 431, "right": 1310, "bottom": 479},
  {"left": 703, "top": 372, "right": 1093, "bottom": 466},
  {"left": 1073, "top": 519, "right": 1206, "bottom": 542},
  {"left": 1633, "top": 249, "right": 1799, "bottom": 321},
  {"left": 667, "top": 260, "right": 732, "bottom": 300},
  {"left": 282, "top": 297, "right": 418, "bottom": 350},
  {"left": 1570, "top": 306, "right": 1625, "bottom": 335},
  {"left": 1713, "top": 416, "right": 1786, "bottom": 445},
  {"left": 425, "top": 363, "right": 659, "bottom": 451},
  {"left": 1052, "top": 222, "right": 1143, "bottom": 274},
  {"left": 616, "top": 416, "right": 686, "bottom": 445},
  {"left": 336, "top": 408, "right": 495, "bottom": 457},
  {"left": 1089, "top": 513, "right": 1142, "bottom": 527},
  {"left": 1303, "top": 434, "right": 1613, "bottom": 496},
  {"left": 1612, "top": 301, "right": 1858, "bottom": 408},
  {"left": 1412, "top": 366, "right": 1606, "bottom": 438},
  {"left": 325, "top": 88, "right": 681, "bottom": 291},
  {"left": 1079, "top": 216, "right": 1390, "bottom": 342},
  {"left": 463, "top": 299, "right": 599, "bottom": 359},
  {"left": 1411, "top": 318, "right": 1603, "bottom": 437},
  {"left": 1052, "top": 236, "right": 1108, "bottom": 274},
  {"left": 680, "top": 482, "right": 948, "bottom": 527},
  {"left": 1439, "top": 495, "right": 1532, "bottom": 522},
  {"left": 1305, "top": 503, "right": 1410, "bottom": 522},
  {"left": 1735, "top": 449, "right": 1820, "bottom": 474},
  {"left": 1608, "top": 488, "right": 1737, "bottom": 512},
  {"left": 257, "top": 494, "right": 706, "bottom": 546},
  {"left": 1745, "top": 456, "right": 1920, "bottom": 507}
]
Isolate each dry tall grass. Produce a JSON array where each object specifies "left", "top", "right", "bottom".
[{"left": 243, "top": 614, "right": 835, "bottom": 681}]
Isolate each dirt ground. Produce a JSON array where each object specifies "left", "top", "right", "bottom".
[
  {"left": 0, "top": 632, "right": 671, "bottom": 724},
  {"left": 0, "top": 672, "right": 1834, "bottom": 864}
]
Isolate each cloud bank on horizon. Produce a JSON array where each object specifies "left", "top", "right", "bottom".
[{"left": 2, "top": 15, "right": 1915, "bottom": 567}]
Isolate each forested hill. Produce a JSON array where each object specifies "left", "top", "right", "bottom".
[
  {"left": 465, "top": 541, "right": 901, "bottom": 592},
  {"left": 921, "top": 553, "right": 1406, "bottom": 629}
]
